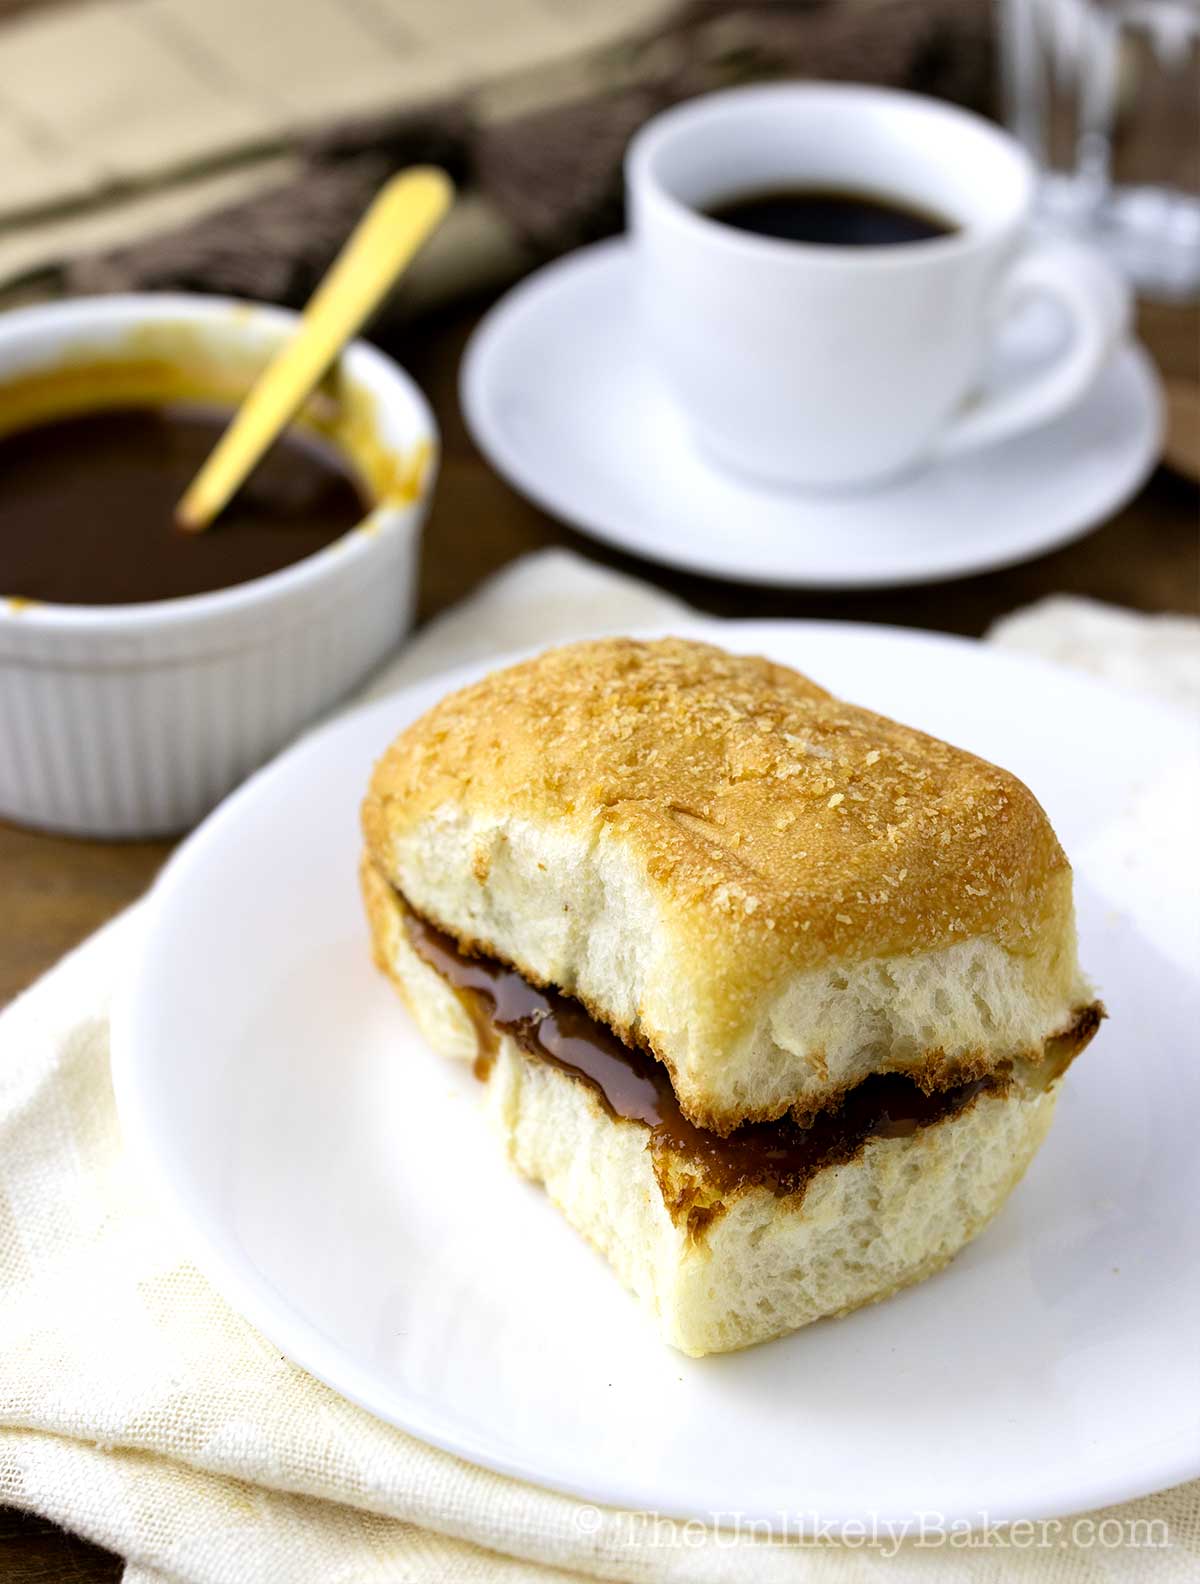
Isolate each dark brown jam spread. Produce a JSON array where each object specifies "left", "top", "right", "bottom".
[
  {"left": 0, "top": 404, "right": 368, "bottom": 605},
  {"left": 402, "top": 901, "right": 996, "bottom": 1199}
]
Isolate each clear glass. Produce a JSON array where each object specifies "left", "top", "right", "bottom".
[{"left": 1002, "top": 0, "right": 1200, "bottom": 299}]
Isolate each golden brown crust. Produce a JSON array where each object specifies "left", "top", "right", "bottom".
[
  {"left": 365, "top": 637, "right": 1067, "bottom": 964},
  {"left": 361, "top": 851, "right": 399, "bottom": 976},
  {"left": 364, "top": 638, "right": 1071, "bottom": 1039}
]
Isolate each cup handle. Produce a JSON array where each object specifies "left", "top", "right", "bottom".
[{"left": 935, "top": 240, "right": 1130, "bottom": 459}]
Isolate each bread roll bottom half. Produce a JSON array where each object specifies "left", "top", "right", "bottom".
[{"left": 361, "top": 856, "right": 1098, "bottom": 1357}]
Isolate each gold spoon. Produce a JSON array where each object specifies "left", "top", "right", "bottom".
[{"left": 176, "top": 166, "right": 453, "bottom": 532}]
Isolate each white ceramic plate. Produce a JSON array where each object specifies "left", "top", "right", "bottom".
[
  {"left": 461, "top": 240, "right": 1163, "bottom": 588},
  {"left": 114, "top": 620, "right": 1200, "bottom": 1532}
]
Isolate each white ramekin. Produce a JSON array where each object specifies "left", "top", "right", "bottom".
[{"left": 0, "top": 294, "right": 436, "bottom": 837}]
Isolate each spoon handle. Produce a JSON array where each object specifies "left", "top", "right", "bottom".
[{"left": 177, "top": 166, "right": 453, "bottom": 532}]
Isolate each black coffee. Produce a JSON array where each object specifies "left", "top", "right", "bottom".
[{"left": 705, "top": 186, "right": 956, "bottom": 247}]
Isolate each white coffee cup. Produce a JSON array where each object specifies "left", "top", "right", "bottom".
[{"left": 626, "top": 83, "right": 1129, "bottom": 490}]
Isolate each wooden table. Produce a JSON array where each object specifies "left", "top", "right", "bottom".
[{"left": 2, "top": 291, "right": 1197, "bottom": 1579}]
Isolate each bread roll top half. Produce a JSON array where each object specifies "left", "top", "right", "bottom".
[{"left": 362, "top": 637, "right": 1092, "bottom": 1134}]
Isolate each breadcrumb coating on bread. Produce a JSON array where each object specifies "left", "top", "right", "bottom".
[
  {"left": 363, "top": 639, "right": 1091, "bottom": 1130},
  {"left": 365, "top": 636, "right": 1068, "bottom": 970}
]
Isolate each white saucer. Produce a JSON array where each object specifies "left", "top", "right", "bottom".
[
  {"left": 113, "top": 619, "right": 1200, "bottom": 1532},
  {"left": 461, "top": 240, "right": 1163, "bottom": 588}
]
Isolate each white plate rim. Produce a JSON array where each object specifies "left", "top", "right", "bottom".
[
  {"left": 460, "top": 238, "right": 1164, "bottom": 590},
  {"left": 111, "top": 617, "right": 1200, "bottom": 1531}
]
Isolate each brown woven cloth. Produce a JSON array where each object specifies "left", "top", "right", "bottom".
[{"left": 66, "top": 0, "right": 996, "bottom": 313}]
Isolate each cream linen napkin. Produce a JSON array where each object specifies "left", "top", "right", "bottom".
[{"left": 2, "top": 550, "right": 1198, "bottom": 1584}]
